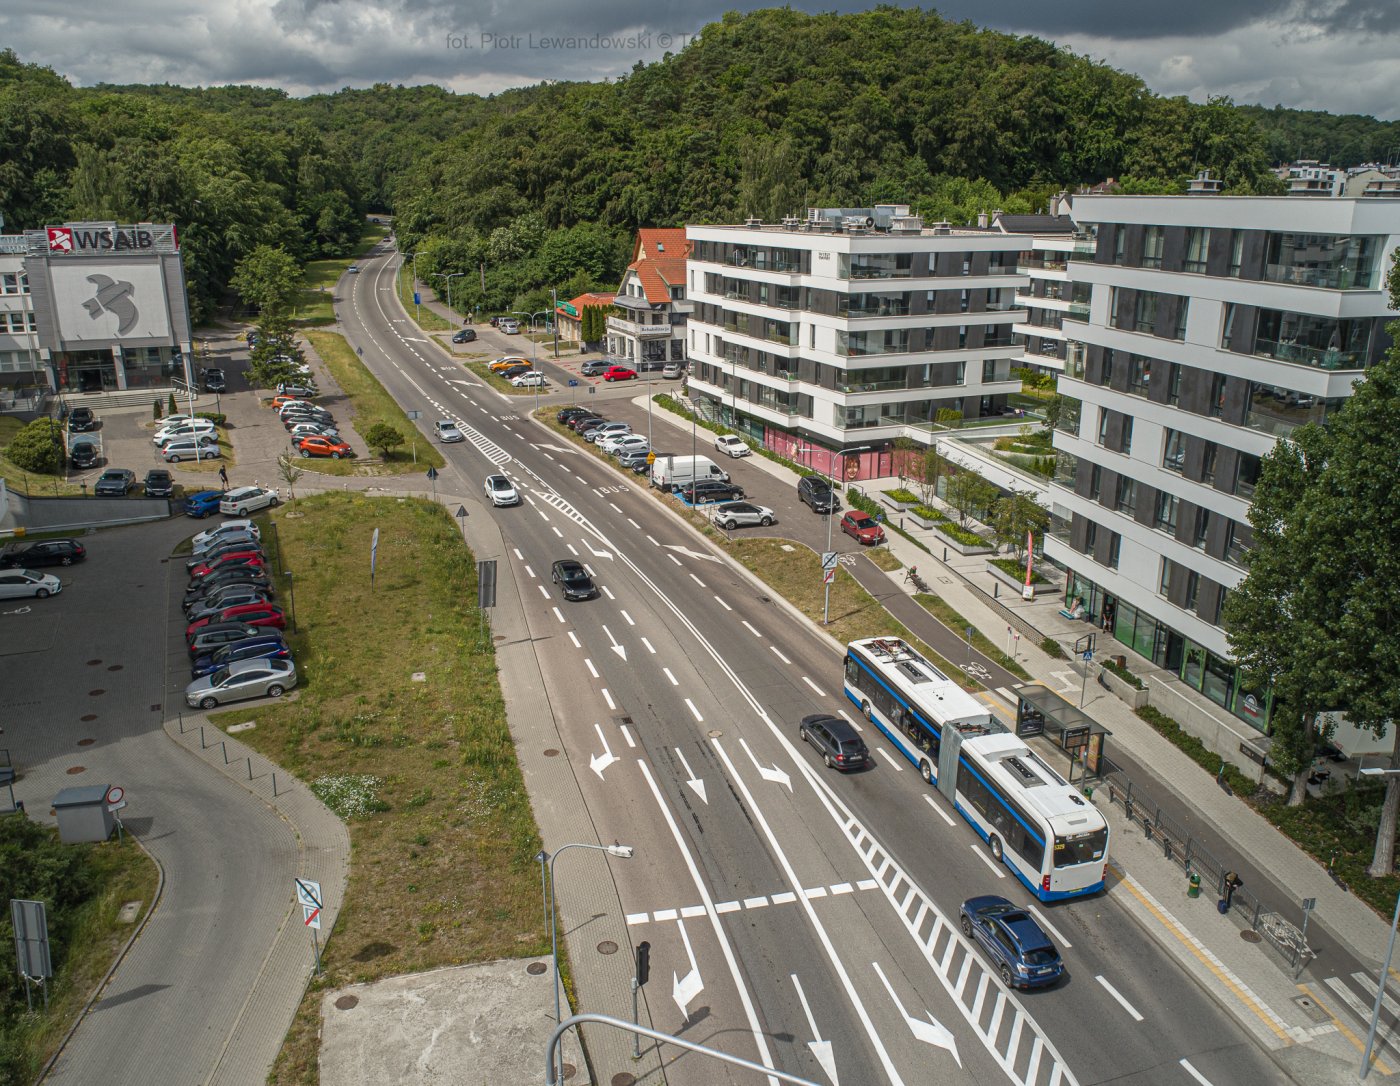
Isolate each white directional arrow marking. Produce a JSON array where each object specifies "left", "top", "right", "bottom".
[
  {"left": 532, "top": 441, "right": 582, "bottom": 456},
  {"left": 871, "top": 961, "right": 961, "bottom": 1067},
  {"left": 791, "top": 974, "right": 839, "bottom": 1085},
  {"left": 672, "top": 918, "right": 705, "bottom": 1018},
  {"left": 663, "top": 544, "right": 721, "bottom": 563},
  {"left": 589, "top": 723, "right": 618, "bottom": 780},
  {"left": 738, "top": 737, "right": 792, "bottom": 791},
  {"left": 584, "top": 540, "right": 614, "bottom": 559},
  {"left": 602, "top": 624, "right": 627, "bottom": 661},
  {"left": 675, "top": 748, "right": 708, "bottom": 804}
]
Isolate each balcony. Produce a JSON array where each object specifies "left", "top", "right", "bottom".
[
  {"left": 1016, "top": 258, "right": 1069, "bottom": 275},
  {"left": 1066, "top": 300, "right": 1090, "bottom": 319},
  {"left": 1251, "top": 335, "right": 1364, "bottom": 371}
]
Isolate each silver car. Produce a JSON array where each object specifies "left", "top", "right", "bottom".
[
  {"left": 711, "top": 501, "right": 775, "bottom": 530},
  {"left": 185, "top": 657, "right": 297, "bottom": 710},
  {"left": 0, "top": 569, "right": 62, "bottom": 599},
  {"left": 163, "top": 438, "right": 221, "bottom": 463},
  {"left": 436, "top": 419, "right": 465, "bottom": 443},
  {"left": 484, "top": 474, "right": 520, "bottom": 507}
]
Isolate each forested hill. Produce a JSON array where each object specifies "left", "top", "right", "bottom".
[{"left": 1, "top": 7, "right": 1395, "bottom": 321}]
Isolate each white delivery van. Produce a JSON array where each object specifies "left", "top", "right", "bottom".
[{"left": 650, "top": 454, "right": 729, "bottom": 492}]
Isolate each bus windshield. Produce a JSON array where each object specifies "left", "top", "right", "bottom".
[{"left": 1054, "top": 828, "right": 1107, "bottom": 867}]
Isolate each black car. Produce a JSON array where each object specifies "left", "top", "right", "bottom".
[
  {"left": 144, "top": 469, "right": 174, "bottom": 498},
  {"left": 185, "top": 574, "right": 271, "bottom": 606},
  {"left": 798, "top": 475, "right": 840, "bottom": 514},
  {"left": 557, "top": 406, "right": 593, "bottom": 424},
  {"left": 186, "top": 540, "right": 266, "bottom": 572},
  {"left": 0, "top": 539, "right": 86, "bottom": 569},
  {"left": 69, "top": 441, "right": 99, "bottom": 470},
  {"left": 93, "top": 468, "right": 135, "bottom": 497},
  {"left": 681, "top": 480, "right": 744, "bottom": 504},
  {"left": 186, "top": 622, "right": 261, "bottom": 655},
  {"left": 499, "top": 364, "right": 530, "bottom": 380},
  {"left": 203, "top": 368, "right": 227, "bottom": 392},
  {"left": 551, "top": 559, "right": 598, "bottom": 601},
  {"left": 68, "top": 407, "right": 96, "bottom": 432},
  {"left": 452, "top": 328, "right": 476, "bottom": 343},
  {"left": 798, "top": 714, "right": 869, "bottom": 771},
  {"left": 568, "top": 414, "right": 605, "bottom": 432}
]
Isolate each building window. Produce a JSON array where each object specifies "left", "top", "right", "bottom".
[
  {"left": 1159, "top": 558, "right": 1174, "bottom": 596},
  {"left": 1089, "top": 464, "right": 1102, "bottom": 501},
  {"left": 1173, "top": 300, "right": 1189, "bottom": 341},
  {"left": 809, "top": 324, "right": 815, "bottom": 348},
  {"left": 1225, "top": 522, "right": 1249, "bottom": 565},
  {"left": 1167, "top": 362, "right": 1183, "bottom": 405},
  {"left": 1127, "top": 356, "right": 1151, "bottom": 397},
  {"left": 1097, "top": 409, "right": 1109, "bottom": 446},
  {"left": 1211, "top": 587, "right": 1228, "bottom": 625},
  {"left": 1141, "top": 226, "right": 1165, "bottom": 269},
  {"left": 1221, "top": 304, "right": 1236, "bottom": 351},
  {"left": 960, "top": 289, "right": 970, "bottom": 312},
  {"left": 1184, "top": 227, "right": 1210, "bottom": 274},
  {"left": 962, "top": 258, "right": 971, "bottom": 276},
  {"left": 953, "top": 361, "right": 966, "bottom": 385},
  {"left": 1208, "top": 373, "right": 1227, "bottom": 418},
  {"left": 1084, "top": 521, "right": 1098, "bottom": 554},
  {"left": 1101, "top": 348, "right": 1115, "bottom": 386},
  {"left": 1163, "top": 429, "right": 1186, "bottom": 473},
  {"left": 1228, "top": 230, "right": 1244, "bottom": 277},
  {"left": 1184, "top": 571, "right": 1200, "bottom": 610},
  {"left": 1236, "top": 452, "right": 1261, "bottom": 498},
  {"left": 1193, "top": 507, "right": 1211, "bottom": 549},
  {"left": 1113, "top": 225, "right": 1126, "bottom": 265},
  {"left": 1107, "top": 533, "right": 1121, "bottom": 570},
  {"left": 1154, "top": 491, "right": 1179, "bottom": 534},
  {"left": 1115, "top": 477, "right": 1137, "bottom": 516},
  {"left": 981, "top": 358, "right": 999, "bottom": 382},
  {"left": 0, "top": 273, "right": 28, "bottom": 295},
  {"left": 1201, "top": 442, "right": 1218, "bottom": 485},
  {"left": 1133, "top": 292, "right": 1159, "bottom": 334}
]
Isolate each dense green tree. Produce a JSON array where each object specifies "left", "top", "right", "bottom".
[
  {"left": 230, "top": 245, "right": 301, "bottom": 318},
  {"left": 6, "top": 418, "right": 65, "bottom": 474},
  {"left": 364, "top": 423, "right": 404, "bottom": 459},
  {"left": 993, "top": 492, "right": 1050, "bottom": 560}
]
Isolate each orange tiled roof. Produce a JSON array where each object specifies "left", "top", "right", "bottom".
[{"left": 628, "top": 229, "right": 691, "bottom": 305}]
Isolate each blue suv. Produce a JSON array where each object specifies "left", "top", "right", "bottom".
[
  {"left": 959, "top": 896, "right": 1063, "bottom": 989},
  {"left": 191, "top": 634, "right": 292, "bottom": 679},
  {"left": 184, "top": 490, "right": 224, "bottom": 518}
]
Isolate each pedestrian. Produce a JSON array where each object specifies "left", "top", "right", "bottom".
[{"left": 218, "top": 465, "right": 229, "bottom": 490}]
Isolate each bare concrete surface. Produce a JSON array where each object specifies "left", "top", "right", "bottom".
[{"left": 318, "top": 958, "right": 587, "bottom": 1086}]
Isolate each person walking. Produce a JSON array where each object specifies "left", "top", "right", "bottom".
[{"left": 218, "top": 465, "right": 229, "bottom": 490}]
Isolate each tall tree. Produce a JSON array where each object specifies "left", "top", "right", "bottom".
[{"left": 230, "top": 245, "right": 301, "bottom": 318}]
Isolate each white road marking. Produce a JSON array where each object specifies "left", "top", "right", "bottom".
[
  {"left": 566, "top": 544, "right": 579, "bottom": 556},
  {"left": 552, "top": 526, "right": 563, "bottom": 537},
  {"left": 923, "top": 794, "right": 956, "bottom": 826},
  {"left": 646, "top": 534, "right": 660, "bottom": 546},
  {"left": 553, "top": 606, "right": 566, "bottom": 624},
  {"left": 620, "top": 610, "right": 635, "bottom": 625},
  {"left": 875, "top": 748, "right": 905, "bottom": 771},
  {"left": 585, "top": 659, "right": 599, "bottom": 678},
  {"left": 1026, "top": 904, "right": 1072, "bottom": 949},
  {"left": 512, "top": 548, "right": 524, "bottom": 560},
  {"left": 971, "top": 844, "right": 1006, "bottom": 878},
  {"left": 1179, "top": 1059, "right": 1215, "bottom": 1085},
  {"left": 653, "top": 908, "right": 678, "bottom": 922},
  {"left": 831, "top": 883, "right": 853, "bottom": 895},
  {"left": 744, "top": 897, "right": 769, "bottom": 910},
  {"left": 802, "top": 676, "right": 826, "bottom": 696},
  {"left": 770, "top": 645, "right": 791, "bottom": 664},
  {"left": 601, "top": 585, "right": 615, "bottom": 600},
  {"left": 689, "top": 573, "right": 706, "bottom": 588},
  {"left": 628, "top": 518, "right": 641, "bottom": 529},
  {"left": 641, "top": 637, "right": 655, "bottom": 654},
  {"left": 609, "top": 502, "right": 623, "bottom": 513},
  {"left": 771, "top": 891, "right": 797, "bottom": 905},
  {"left": 538, "top": 585, "right": 549, "bottom": 598},
  {"left": 837, "top": 708, "right": 863, "bottom": 732},
  {"left": 568, "top": 631, "right": 581, "bottom": 649},
  {"left": 742, "top": 620, "right": 762, "bottom": 637},
  {"left": 714, "top": 596, "right": 733, "bottom": 611},
  {"left": 685, "top": 698, "right": 704, "bottom": 722},
  {"left": 662, "top": 667, "right": 678, "bottom": 686},
  {"left": 667, "top": 553, "right": 682, "bottom": 566},
  {"left": 620, "top": 725, "right": 636, "bottom": 748},
  {"left": 602, "top": 688, "right": 616, "bottom": 710},
  {"left": 537, "top": 509, "right": 549, "bottom": 521},
  {"left": 1096, "top": 976, "right": 1144, "bottom": 1022},
  {"left": 524, "top": 565, "right": 536, "bottom": 578}
]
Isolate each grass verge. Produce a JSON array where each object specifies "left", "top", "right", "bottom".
[
  {"left": 217, "top": 494, "right": 544, "bottom": 1085},
  {"left": 463, "top": 361, "right": 546, "bottom": 397},
  {"left": 0, "top": 417, "right": 89, "bottom": 497},
  {"left": 293, "top": 224, "right": 389, "bottom": 325},
  {"left": 867, "top": 547, "right": 903, "bottom": 572},
  {"left": 396, "top": 266, "right": 453, "bottom": 331},
  {"left": 302, "top": 330, "right": 444, "bottom": 475},
  {"left": 912, "top": 594, "right": 1031, "bottom": 680}
]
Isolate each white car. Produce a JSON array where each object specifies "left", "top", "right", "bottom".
[
  {"left": 711, "top": 501, "right": 775, "bottom": 530},
  {"left": 193, "top": 519, "right": 261, "bottom": 553},
  {"left": 484, "top": 474, "right": 519, "bottom": 507},
  {"left": 288, "top": 423, "right": 340, "bottom": 442},
  {"left": 0, "top": 569, "right": 62, "bottom": 599},
  {"left": 153, "top": 420, "right": 216, "bottom": 445},
  {"left": 499, "top": 318, "right": 520, "bottom": 334},
  {"left": 601, "top": 433, "right": 649, "bottom": 456},
  {"left": 220, "top": 486, "right": 279, "bottom": 516},
  {"left": 156, "top": 430, "right": 219, "bottom": 450},
  {"left": 163, "top": 438, "right": 221, "bottom": 463},
  {"left": 510, "top": 371, "right": 547, "bottom": 388},
  {"left": 587, "top": 421, "right": 631, "bottom": 444},
  {"left": 715, "top": 434, "right": 751, "bottom": 458},
  {"left": 436, "top": 420, "right": 465, "bottom": 443}
]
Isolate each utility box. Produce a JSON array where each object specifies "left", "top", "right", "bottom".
[{"left": 52, "top": 785, "right": 115, "bottom": 843}]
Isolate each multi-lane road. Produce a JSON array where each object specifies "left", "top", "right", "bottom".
[{"left": 335, "top": 243, "right": 1282, "bottom": 1086}]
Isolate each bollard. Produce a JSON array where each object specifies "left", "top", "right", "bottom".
[
  {"left": 221, "top": 741, "right": 229, "bottom": 765},
  {"left": 272, "top": 772, "right": 277, "bottom": 797},
  {"left": 993, "top": 582, "right": 999, "bottom": 599},
  {"left": 247, "top": 757, "right": 253, "bottom": 780},
  {"left": 1142, "top": 818, "right": 1153, "bottom": 841},
  {"left": 943, "top": 546, "right": 948, "bottom": 561},
  {"left": 200, "top": 726, "right": 206, "bottom": 749},
  {"left": 1187, "top": 872, "right": 1201, "bottom": 899},
  {"left": 178, "top": 713, "right": 184, "bottom": 734}
]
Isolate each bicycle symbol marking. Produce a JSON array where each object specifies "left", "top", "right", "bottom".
[
  {"left": 960, "top": 662, "right": 991, "bottom": 680},
  {"left": 2, "top": 606, "right": 31, "bottom": 616},
  {"left": 838, "top": 553, "right": 858, "bottom": 567}
]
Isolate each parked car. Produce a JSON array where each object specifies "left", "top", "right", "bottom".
[
  {"left": 662, "top": 362, "right": 685, "bottom": 379},
  {"left": 193, "top": 519, "right": 261, "bottom": 553},
  {"left": 347, "top": 265, "right": 360, "bottom": 274},
  {"left": 68, "top": 407, "right": 97, "bottom": 432},
  {"left": 617, "top": 450, "right": 651, "bottom": 472},
  {"left": 681, "top": 479, "right": 744, "bottom": 505},
  {"left": 840, "top": 511, "right": 886, "bottom": 545},
  {"left": 163, "top": 439, "right": 220, "bottom": 463},
  {"left": 189, "top": 550, "right": 266, "bottom": 580},
  {"left": 551, "top": 559, "right": 597, "bottom": 601},
  {"left": 580, "top": 360, "right": 609, "bottom": 377},
  {"left": 498, "top": 365, "right": 530, "bottom": 381},
  {"left": 202, "top": 368, "right": 226, "bottom": 392},
  {"left": 0, "top": 539, "right": 85, "bottom": 569},
  {"left": 711, "top": 502, "right": 774, "bottom": 530},
  {"left": 0, "top": 569, "right": 62, "bottom": 600},
  {"left": 798, "top": 714, "right": 869, "bottom": 771},
  {"left": 297, "top": 436, "right": 353, "bottom": 459},
  {"left": 186, "top": 539, "right": 265, "bottom": 572},
  {"left": 184, "top": 490, "right": 225, "bottom": 518},
  {"left": 184, "top": 572, "right": 270, "bottom": 606},
  {"left": 557, "top": 406, "right": 593, "bottom": 424},
  {"left": 274, "top": 395, "right": 314, "bottom": 412},
  {"left": 511, "top": 371, "right": 548, "bottom": 388},
  {"left": 452, "top": 328, "right": 476, "bottom": 343},
  {"left": 190, "top": 634, "right": 291, "bottom": 679},
  {"left": 499, "top": 318, "right": 520, "bottom": 334},
  {"left": 186, "top": 603, "right": 285, "bottom": 638},
  {"left": 185, "top": 657, "right": 297, "bottom": 709},
  {"left": 568, "top": 414, "right": 605, "bottom": 432},
  {"left": 220, "top": 486, "right": 279, "bottom": 516},
  {"left": 484, "top": 474, "right": 520, "bottom": 507},
  {"left": 576, "top": 419, "right": 609, "bottom": 441},
  {"left": 144, "top": 469, "right": 174, "bottom": 497},
  {"left": 602, "top": 366, "right": 638, "bottom": 382},
  {"left": 600, "top": 433, "right": 647, "bottom": 455},
  {"left": 94, "top": 468, "right": 136, "bottom": 496},
  {"left": 958, "top": 896, "right": 1064, "bottom": 989},
  {"left": 185, "top": 587, "right": 276, "bottom": 622},
  {"left": 436, "top": 419, "right": 465, "bottom": 443},
  {"left": 798, "top": 475, "right": 840, "bottom": 515},
  {"left": 186, "top": 623, "right": 261, "bottom": 656},
  {"left": 587, "top": 421, "right": 631, "bottom": 444},
  {"left": 276, "top": 382, "right": 318, "bottom": 399},
  {"left": 489, "top": 357, "right": 529, "bottom": 373},
  {"left": 69, "top": 441, "right": 100, "bottom": 470},
  {"left": 715, "top": 434, "right": 751, "bottom": 459},
  {"left": 288, "top": 423, "right": 341, "bottom": 443},
  {"left": 153, "top": 419, "right": 216, "bottom": 444},
  {"left": 283, "top": 410, "right": 335, "bottom": 430},
  {"left": 156, "top": 431, "right": 219, "bottom": 453}
]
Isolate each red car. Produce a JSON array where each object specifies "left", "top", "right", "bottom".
[
  {"left": 187, "top": 603, "right": 286, "bottom": 638},
  {"left": 840, "top": 511, "right": 886, "bottom": 545},
  {"left": 189, "top": 551, "right": 266, "bottom": 579},
  {"left": 602, "top": 366, "right": 638, "bottom": 382},
  {"left": 297, "top": 436, "right": 353, "bottom": 459}
]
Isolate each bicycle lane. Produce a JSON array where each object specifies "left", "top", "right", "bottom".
[{"left": 844, "top": 555, "right": 1023, "bottom": 693}]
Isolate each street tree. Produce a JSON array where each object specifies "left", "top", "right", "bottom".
[
  {"left": 917, "top": 446, "right": 947, "bottom": 506},
  {"left": 276, "top": 453, "right": 304, "bottom": 502},
  {"left": 365, "top": 423, "right": 404, "bottom": 459},
  {"left": 6, "top": 418, "right": 64, "bottom": 474},
  {"left": 993, "top": 492, "right": 1050, "bottom": 560},
  {"left": 945, "top": 471, "right": 997, "bottom": 525},
  {"left": 230, "top": 245, "right": 302, "bottom": 318},
  {"left": 891, "top": 437, "right": 919, "bottom": 490}
]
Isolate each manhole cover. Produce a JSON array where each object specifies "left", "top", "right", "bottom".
[
  {"left": 88, "top": 689, "right": 105, "bottom": 697},
  {"left": 494, "top": 635, "right": 506, "bottom": 642},
  {"left": 87, "top": 659, "right": 101, "bottom": 666},
  {"left": 1240, "top": 930, "right": 1262, "bottom": 943},
  {"left": 559, "top": 1063, "right": 575, "bottom": 1081},
  {"left": 543, "top": 749, "right": 560, "bottom": 757},
  {"left": 81, "top": 714, "right": 97, "bottom": 722},
  {"left": 107, "top": 665, "right": 123, "bottom": 672},
  {"left": 66, "top": 766, "right": 85, "bottom": 775},
  {"left": 527, "top": 962, "right": 548, "bottom": 976},
  {"left": 77, "top": 738, "right": 94, "bottom": 747},
  {"left": 707, "top": 729, "right": 723, "bottom": 739},
  {"left": 1294, "top": 994, "right": 1330, "bottom": 1023},
  {"left": 597, "top": 940, "right": 618, "bottom": 955},
  {"left": 610, "top": 1075, "right": 635, "bottom": 1086},
  {"left": 334, "top": 995, "right": 359, "bottom": 1010}
]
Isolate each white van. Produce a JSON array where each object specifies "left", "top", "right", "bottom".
[{"left": 650, "top": 454, "right": 729, "bottom": 492}]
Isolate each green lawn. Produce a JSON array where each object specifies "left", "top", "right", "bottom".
[
  {"left": 302, "top": 330, "right": 444, "bottom": 475},
  {"left": 0, "top": 418, "right": 88, "bottom": 497},
  {"left": 215, "top": 494, "right": 544, "bottom": 1085},
  {"left": 396, "top": 266, "right": 453, "bottom": 331},
  {"left": 292, "top": 224, "right": 389, "bottom": 325},
  {"left": 913, "top": 593, "right": 1031, "bottom": 680}
]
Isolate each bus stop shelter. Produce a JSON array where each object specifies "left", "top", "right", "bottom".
[{"left": 1013, "top": 686, "right": 1112, "bottom": 780}]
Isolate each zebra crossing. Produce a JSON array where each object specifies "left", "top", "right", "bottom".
[{"left": 1314, "top": 970, "right": 1400, "bottom": 1055}]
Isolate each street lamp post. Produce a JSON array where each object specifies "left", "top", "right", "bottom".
[
  {"left": 283, "top": 569, "right": 297, "bottom": 634},
  {"left": 408, "top": 251, "right": 423, "bottom": 324},
  {"left": 537, "top": 841, "right": 634, "bottom": 1078},
  {"left": 1360, "top": 765, "right": 1400, "bottom": 1079},
  {"left": 551, "top": 287, "right": 560, "bottom": 360},
  {"left": 435, "top": 273, "right": 465, "bottom": 322},
  {"left": 816, "top": 444, "right": 870, "bottom": 626}
]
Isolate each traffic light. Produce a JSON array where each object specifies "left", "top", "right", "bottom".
[{"left": 636, "top": 941, "right": 650, "bottom": 987}]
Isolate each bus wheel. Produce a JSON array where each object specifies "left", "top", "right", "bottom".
[
  {"left": 989, "top": 835, "right": 1004, "bottom": 863},
  {"left": 919, "top": 760, "right": 933, "bottom": 784},
  {"left": 861, "top": 699, "right": 872, "bottom": 721}
]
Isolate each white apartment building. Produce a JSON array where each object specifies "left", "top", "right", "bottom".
[
  {"left": 1045, "top": 193, "right": 1400, "bottom": 732},
  {"left": 685, "top": 207, "right": 1028, "bottom": 480}
]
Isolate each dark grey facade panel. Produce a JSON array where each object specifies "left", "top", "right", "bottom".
[{"left": 1161, "top": 227, "right": 1187, "bottom": 273}]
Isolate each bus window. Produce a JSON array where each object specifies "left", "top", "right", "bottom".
[{"left": 844, "top": 655, "right": 861, "bottom": 689}]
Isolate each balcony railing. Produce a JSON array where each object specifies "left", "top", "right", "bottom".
[
  {"left": 1016, "top": 259, "right": 1069, "bottom": 275},
  {"left": 1251, "top": 335, "right": 1364, "bottom": 370}
]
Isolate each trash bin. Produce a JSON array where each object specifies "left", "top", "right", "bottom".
[
  {"left": 1187, "top": 872, "right": 1201, "bottom": 899},
  {"left": 52, "top": 785, "right": 115, "bottom": 843}
]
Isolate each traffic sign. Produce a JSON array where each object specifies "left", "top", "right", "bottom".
[
  {"left": 455, "top": 506, "right": 468, "bottom": 519},
  {"left": 821, "top": 551, "right": 839, "bottom": 571},
  {"left": 647, "top": 452, "right": 656, "bottom": 464},
  {"left": 105, "top": 786, "right": 124, "bottom": 806},
  {"left": 295, "top": 878, "right": 323, "bottom": 930},
  {"left": 823, "top": 569, "right": 835, "bottom": 585},
  {"left": 426, "top": 466, "right": 439, "bottom": 481}
]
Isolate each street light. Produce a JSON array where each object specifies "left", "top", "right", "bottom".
[
  {"left": 805, "top": 442, "right": 870, "bottom": 626},
  {"left": 1358, "top": 763, "right": 1400, "bottom": 1078},
  {"left": 435, "top": 273, "right": 466, "bottom": 322},
  {"left": 406, "top": 251, "right": 423, "bottom": 323},
  {"left": 283, "top": 569, "right": 297, "bottom": 634},
  {"left": 537, "top": 840, "right": 634, "bottom": 1078}
]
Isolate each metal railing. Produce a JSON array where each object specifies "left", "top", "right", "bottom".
[{"left": 1102, "top": 763, "right": 1313, "bottom": 973}]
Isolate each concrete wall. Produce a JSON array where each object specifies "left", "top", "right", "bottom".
[
  {"left": 1144, "top": 673, "right": 1267, "bottom": 784},
  {"left": 2, "top": 488, "right": 170, "bottom": 533}
]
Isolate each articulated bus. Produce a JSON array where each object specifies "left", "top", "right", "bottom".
[{"left": 843, "top": 637, "right": 1108, "bottom": 900}]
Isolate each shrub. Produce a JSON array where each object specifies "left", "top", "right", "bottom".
[
  {"left": 168, "top": 392, "right": 178, "bottom": 417},
  {"left": 365, "top": 423, "right": 404, "bottom": 458},
  {"left": 1135, "top": 706, "right": 1257, "bottom": 795},
  {"left": 935, "top": 522, "right": 986, "bottom": 547},
  {"left": 1040, "top": 637, "right": 1066, "bottom": 659},
  {"left": 847, "top": 488, "right": 880, "bottom": 516},
  {"left": 6, "top": 418, "right": 65, "bottom": 474},
  {"left": 195, "top": 412, "right": 227, "bottom": 427},
  {"left": 153, "top": 399, "right": 163, "bottom": 420},
  {"left": 1100, "top": 657, "right": 1143, "bottom": 689},
  {"left": 909, "top": 504, "right": 947, "bottom": 523},
  {"left": 884, "top": 487, "right": 919, "bottom": 504},
  {"left": 988, "top": 556, "right": 1050, "bottom": 585}
]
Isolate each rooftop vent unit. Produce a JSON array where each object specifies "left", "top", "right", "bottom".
[
  {"left": 743, "top": 217, "right": 763, "bottom": 228},
  {"left": 928, "top": 220, "right": 953, "bottom": 235},
  {"left": 843, "top": 215, "right": 876, "bottom": 233},
  {"left": 1188, "top": 170, "right": 1223, "bottom": 195},
  {"left": 781, "top": 216, "right": 802, "bottom": 230},
  {"left": 888, "top": 215, "right": 924, "bottom": 234}
]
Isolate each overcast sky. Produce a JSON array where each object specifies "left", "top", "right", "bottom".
[{"left": 5, "top": 0, "right": 1399, "bottom": 122}]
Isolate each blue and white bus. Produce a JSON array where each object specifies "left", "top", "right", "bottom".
[{"left": 844, "top": 637, "right": 1108, "bottom": 900}]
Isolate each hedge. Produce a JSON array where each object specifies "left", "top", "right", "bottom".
[
  {"left": 934, "top": 522, "right": 987, "bottom": 547},
  {"left": 1101, "top": 657, "right": 1143, "bottom": 689}
]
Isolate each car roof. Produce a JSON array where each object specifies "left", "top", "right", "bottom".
[
  {"left": 554, "top": 559, "right": 586, "bottom": 574},
  {"left": 801, "top": 713, "right": 862, "bottom": 741},
  {"left": 223, "top": 487, "right": 260, "bottom": 499},
  {"left": 224, "top": 657, "right": 292, "bottom": 674}
]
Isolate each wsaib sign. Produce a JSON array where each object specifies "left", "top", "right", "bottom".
[{"left": 26, "top": 223, "right": 178, "bottom": 257}]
